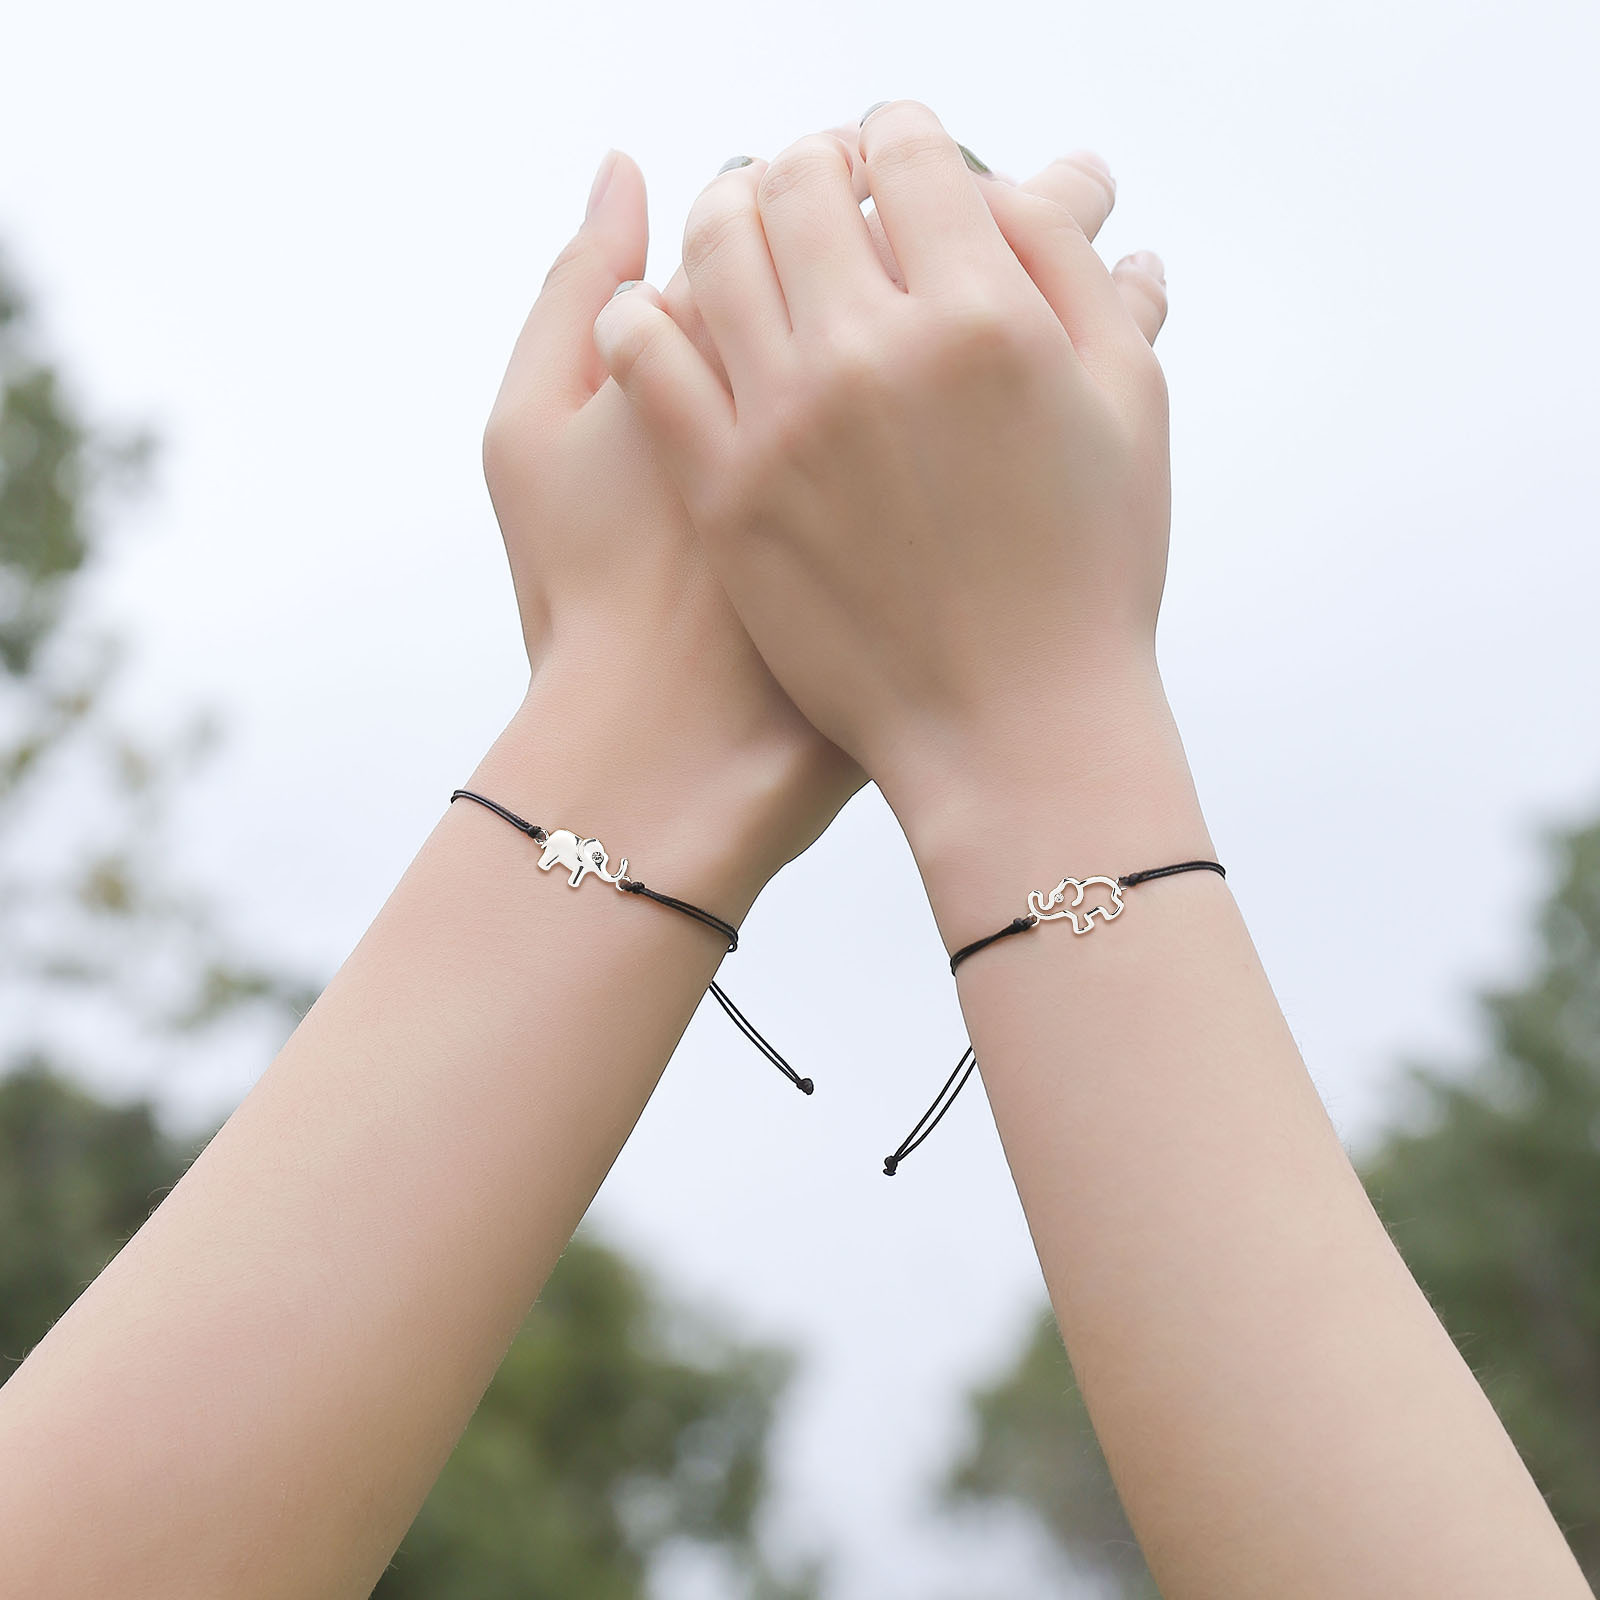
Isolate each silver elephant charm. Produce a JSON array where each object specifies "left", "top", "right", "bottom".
[
  {"left": 537, "top": 829, "right": 629, "bottom": 889},
  {"left": 1027, "top": 875, "right": 1125, "bottom": 934}
]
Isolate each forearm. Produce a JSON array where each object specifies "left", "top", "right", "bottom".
[
  {"left": 0, "top": 658, "right": 798, "bottom": 1599},
  {"left": 896, "top": 674, "right": 1589, "bottom": 1600}
]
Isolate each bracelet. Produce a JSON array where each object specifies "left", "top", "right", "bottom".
[
  {"left": 449, "top": 789, "right": 812, "bottom": 1095},
  {"left": 882, "top": 858, "right": 1226, "bottom": 1176}
]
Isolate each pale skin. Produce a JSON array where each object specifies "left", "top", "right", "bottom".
[
  {"left": 595, "top": 102, "right": 1594, "bottom": 1599},
  {"left": 0, "top": 135, "right": 1175, "bottom": 1597}
]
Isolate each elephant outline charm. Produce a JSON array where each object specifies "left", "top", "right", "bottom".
[
  {"left": 537, "top": 829, "right": 629, "bottom": 890},
  {"left": 1027, "top": 875, "right": 1125, "bottom": 935}
]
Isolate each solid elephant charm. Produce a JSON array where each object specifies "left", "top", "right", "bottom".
[
  {"left": 537, "top": 829, "right": 629, "bottom": 889},
  {"left": 1027, "top": 875, "right": 1125, "bottom": 934}
]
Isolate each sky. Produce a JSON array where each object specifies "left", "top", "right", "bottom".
[{"left": 4, "top": 0, "right": 1599, "bottom": 1594}]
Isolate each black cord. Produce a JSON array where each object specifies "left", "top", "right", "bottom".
[
  {"left": 618, "top": 879, "right": 739, "bottom": 952},
  {"left": 450, "top": 789, "right": 548, "bottom": 843},
  {"left": 707, "top": 981, "right": 813, "bottom": 1094},
  {"left": 449, "top": 789, "right": 809, "bottom": 1096},
  {"left": 885, "top": 858, "right": 1227, "bottom": 1176},
  {"left": 1119, "top": 859, "right": 1228, "bottom": 889},
  {"left": 882, "top": 1047, "right": 976, "bottom": 1176},
  {"left": 949, "top": 915, "right": 1038, "bottom": 974}
]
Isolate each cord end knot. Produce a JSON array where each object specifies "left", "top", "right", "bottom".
[
  {"left": 882, "top": 1155, "right": 899, "bottom": 1177},
  {"left": 797, "top": 1076, "right": 815, "bottom": 1095}
]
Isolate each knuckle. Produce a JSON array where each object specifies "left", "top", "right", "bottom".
[
  {"left": 481, "top": 402, "right": 523, "bottom": 485},
  {"left": 862, "top": 102, "right": 954, "bottom": 172},
  {"left": 868, "top": 123, "right": 956, "bottom": 180},
  {"left": 605, "top": 311, "right": 671, "bottom": 384},
  {"left": 929, "top": 291, "right": 1031, "bottom": 368},
  {"left": 758, "top": 135, "right": 846, "bottom": 208},
  {"left": 809, "top": 319, "right": 883, "bottom": 395},
  {"left": 681, "top": 192, "right": 749, "bottom": 276}
]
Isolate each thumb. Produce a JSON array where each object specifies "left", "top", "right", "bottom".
[{"left": 500, "top": 150, "right": 649, "bottom": 414}]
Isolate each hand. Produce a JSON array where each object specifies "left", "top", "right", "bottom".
[
  {"left": 480, "top": 150, "right": 856, "bottom": 907},
  {"left": 592, "top": 104, "right": 1177, "bottom": 856}
]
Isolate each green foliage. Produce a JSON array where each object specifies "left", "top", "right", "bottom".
[
  {"left": 947, "top": 1310, "right": 1155, "bottom": 1598},
  {"left": 948, "top": 814, "right": 1600, "bottom": 1594},
  {"left": 1365, "top": 815, "right": 1600, "bottom": 1579},
  {"left": 0, "top": 1063, "right": 193, "bottom": 1377},
  {"left": 378, "top": 1246, "right": 809, "bottom": 1600},
  {"left": 0, "top": 1067, "right": 812, "bottom": 1597}
]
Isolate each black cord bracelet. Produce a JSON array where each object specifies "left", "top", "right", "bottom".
[
  {"left": 449, "top": 789, "right": 812, "bottom": 1095},
  {"left": 882, "top": 858, "right": 1226, "bottom": 1176}
]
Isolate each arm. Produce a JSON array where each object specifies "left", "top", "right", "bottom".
[
  {"left": 0, "top": 154, "right": 848, "bottom": 1599},
  {"left": 597, "top": 102, "right": 1592, "bottom": 1598}
]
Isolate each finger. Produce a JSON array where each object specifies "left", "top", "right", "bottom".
[
  {"left": 844, "top": 135, "right": 1117, "bottom": 289},
  {"left": 502, "top": 150, "right": 648, "bottom": 414},
  {"left": 857, "top": 100, "right": 1018, "bottom": 297},
  {"left": 1016, "top": 151, "right": 1117, "bottom": 243},
  {"left": 978, "top": 178, "right": 1149, "bottom": 382},
  {"left": 593, "top": 282, "right": 732, "bottom": 502},
  {"left": 1112, "top": 251, "right": 1169, "bottom": 344},
  {"left": 681, "top": 156, "right": 792, "bottom": 398},
  {"left": 660, "top": 264, "right": 731, "bottom": 392},
  {"left": 757, "top": 132, "right": 889, "bottom": 327}
]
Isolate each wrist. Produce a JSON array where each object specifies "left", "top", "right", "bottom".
[
  {"left": 883, "top": 669, "right": 1215, "bottom": 951},
  {"left": 463, "top": 654, "right": 842, "bottom": 924}
]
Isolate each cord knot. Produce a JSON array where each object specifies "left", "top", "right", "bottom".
[{"left": 882, "top": 1155, "right": 899, "bottom": 1177}]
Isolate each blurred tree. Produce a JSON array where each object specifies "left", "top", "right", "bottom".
[
  {"left": 0, "top": 1070, "right": 815, "bottom": 1597},
  {"left": 0, "top": 250, "right": 817, "bottom": 1597},
  {"left": 0, "top": 1063, "right": 186, "bottom": 1379},
  {"left": 946, "top": 1313, "right": 1153, "bottom": 1599},
  {"left": 0, "top": 247, "right": 315, "bottom": 1069},
  {"left": 377, "top": 1243, "right": 817, "bottom": 1600},
  {"left": 945, "top": 815, "right": 1600, "bottom": 1593}
]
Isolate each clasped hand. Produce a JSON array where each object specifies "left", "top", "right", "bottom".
[{"left": 485, "top": 101, "right": 1178, "bottom": 914}]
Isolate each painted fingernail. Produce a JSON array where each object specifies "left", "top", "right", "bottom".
[
  {"left": 1130, "top": 250, "right": 1165, "bottom": 284},
  {"left": 717, "top": 155, "right": 754, "bottom": 174},
  {"left": 860, "top": 100, "right": 890, "bottom": 124},
  {"left": 611, "top": 280, "right": 642, "bottom": 297},
  {"left": 958, "top": 143, "right": 992, "bottom": 175},
  {"left": 586, "top": 150, "right": 619, "bottom": 220}
]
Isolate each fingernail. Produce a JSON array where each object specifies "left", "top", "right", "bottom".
[
  {"left": 958, "top": 143, "right": 991, "bottom": 175},
  {"left": 611, "top": 280, "right": 642, "bottom": 297},
  {"left": 586, "top": 150, "right": 619, "bottom": 221},
  {"left": 1130, "top": 250, "right": 1165, "bottom": 284},
  {"left": 717, "top": 155, "right": 754, "bottom": 174},
  {"left": 860, "top": 100, "right": 890, "bottom": 124}
]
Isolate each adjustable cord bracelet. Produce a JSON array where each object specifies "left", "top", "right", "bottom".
[
  {"left": 882, "top": 858, "right": 1226, "bottom": 1176},
  {"left": 450, "top": 789, "right": 812, "bottom": 1095}
]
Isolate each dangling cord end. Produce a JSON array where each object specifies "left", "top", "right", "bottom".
[
  {"left": 882, "top": 1046, "right": 978, "bottom": 1176},
  {"left": 707, "top": 981, "right": 813, "bottom": 1096}
]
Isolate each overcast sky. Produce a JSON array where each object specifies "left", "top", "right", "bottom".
[{"left": 5, "top": 1, "right": 1599, "bottom": 1594}]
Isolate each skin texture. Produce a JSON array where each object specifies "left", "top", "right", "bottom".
[
  {"left": 596, "top": 100, "right": 1593, "bottom": 1600},
  {"left": 0, "top": 137, "right": 1145, "bottom": 1598}
]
